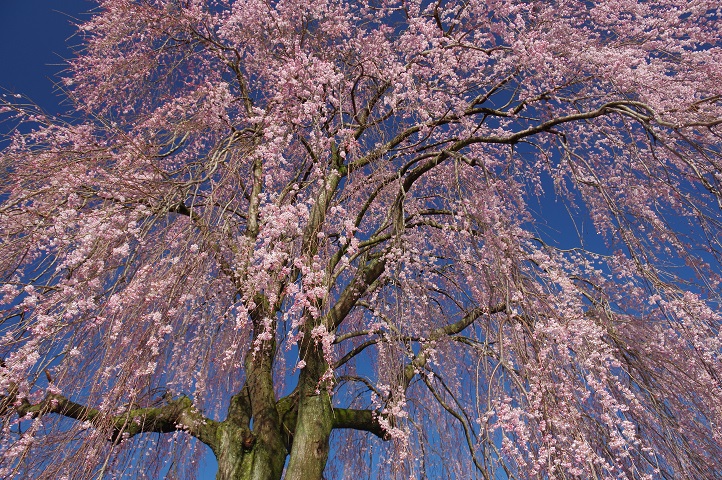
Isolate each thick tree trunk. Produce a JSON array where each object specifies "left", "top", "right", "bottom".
[
  {"left": 214, "top": 424, "right": 252, "bottom": 479},
  {"left": 214, "top": 422, "right": 287, "bottom": 480},
  {"left": 283, "top": 389, "right": 333, "bottom": 480},
  {"left": 284, "top": 348, "right": 334, "bottom": 480},
  {"left": 212, "top": 397, "right": 336, "bottom": 480}
]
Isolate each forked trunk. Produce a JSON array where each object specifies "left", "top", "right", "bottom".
[
  {"left": 213, "top": 423, "right": 288, "bottom": 480},
  {"left": 212, "top": 409, "right": 331, "bottom": 480},
  {"left": 213, "top": 365, "right": 333, "bottom": 480}
]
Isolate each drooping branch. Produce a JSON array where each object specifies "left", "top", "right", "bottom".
[
  {"left": 403, "top": 302, "right": 506, "bottom": 390},
  {"left": 431, "top": 302, "right": 507, "bottom": 339},
  {"left": 420, "top": 373, "right": 488, "bottom": 475},
  {"left": 333, "top": 338, "right": 380, "bottom": 369},
  {"left": 2, "top": 390, "right": 219, "bottom": 450},
  {"left": 336, "top": 375, "right": 385, "bottom": 398},
  {"left": 460, "top": 101, "right": 670, "bottom": 147}
]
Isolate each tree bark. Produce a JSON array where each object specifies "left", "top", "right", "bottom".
[
  {"left": 1, "top": 379, "right": 388, "bottom": 479},
  {"left": 284, "top": 347, "right": 334, "bottom": 480},
  {"left": 213, "top": 422, "right": 286, "bottom": 480}
]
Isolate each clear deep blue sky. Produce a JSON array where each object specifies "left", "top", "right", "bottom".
[{"left": 0, "top": 1, "right": 92, "bottom": 113}]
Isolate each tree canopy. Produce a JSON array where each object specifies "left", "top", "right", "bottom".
[{"left": 1, "top": 1, "right": 721, "bottom": 479}]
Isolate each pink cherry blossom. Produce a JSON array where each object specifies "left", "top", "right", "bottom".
[{"left": 1, "top": 1, "right": 721, "bottom": 479}]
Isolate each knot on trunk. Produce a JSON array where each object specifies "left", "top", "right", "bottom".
[{"left": 242, "top": 430, "right": 256, "bottom": 450}]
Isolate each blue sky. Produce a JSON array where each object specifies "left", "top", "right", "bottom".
[{"left": 0, "top": 1, "right": 91, "bottom": 111}]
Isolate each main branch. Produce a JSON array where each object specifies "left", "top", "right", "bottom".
[{"left": 1, "top": 389, "right": 219, "bottom": 449}]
